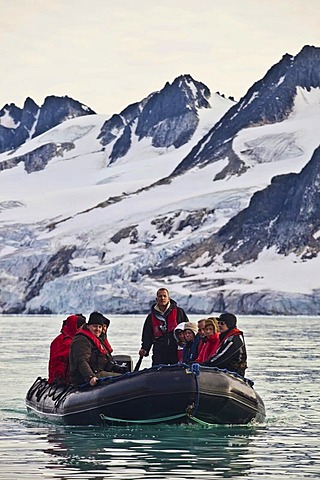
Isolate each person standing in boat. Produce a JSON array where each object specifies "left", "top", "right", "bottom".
[
  {"left": 69, "top": 311, "right": 126, "bottom": 387},
  {"left": 48, "top": 313, "right": 86, "bottom": 385},
  {"left": 138, "top": 288, "right": 189, "bottom": 366},
  {"left": 202, "top": 313, "right": 248, "bottom": 376}
]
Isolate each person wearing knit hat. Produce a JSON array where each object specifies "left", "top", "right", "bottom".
[
  {"left": 203, "top": 312, "right": 248, "bottom": 377},
  {"left": 69, "top": 311, "right": 127, "bottom": 387},
  {"left": 87, "top": 311, "right": 109, "bottom": 326},
  {"left": 184, "top": 322, "right": 198, "bottom": 336},
  {"left": 183, "top": 322, "right": 201, "bottom": 364},
  {"left": 218, "top": 313, "right": 237, "bottom": 329}
]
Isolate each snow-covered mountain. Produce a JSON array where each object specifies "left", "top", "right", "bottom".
[
  {"left": 0, "top": 96, "right": 95, "bottom": 154},
  {"left": 1, "top": 46, "right": 320, "bottom": 315}
]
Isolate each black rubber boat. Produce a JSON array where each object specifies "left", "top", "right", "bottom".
[{"left": 26, "top": 362, "right": 265, "bottom": 426}]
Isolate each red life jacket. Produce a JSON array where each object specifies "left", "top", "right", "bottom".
[
  {"left": 151, "top": 306, "right": 178, "bottom": 338},
  {"left": 103, "top": 338, "right": 113, "bottom": 354},
  {"left": 177, "top": 346, "right": 184, "bottom": 362},
  {"left": 219, "top": 328, "right": 243, "bottom": 343},
  {"left": 196, "top": 333, "right": 220, "bottom": 363},
  {"left": 76, "top": 328, "right": 108, "bottom": 355}
]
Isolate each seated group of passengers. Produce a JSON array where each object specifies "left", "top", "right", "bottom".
[
  {"left": 48, "top": 288, "right": 247, "bottom": 389},
  {"left": 48, "top": 311, "right": 126, "bottom": 388},
  {"left": 173, "top": 314, "right": 247, "bottom": 376}
]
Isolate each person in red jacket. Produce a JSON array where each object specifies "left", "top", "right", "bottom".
[
  {"left": 48, "top": 314, "right": 86, "bottom": 385},
  {"left": 203, "top": 313, "right": 248, "bottom": 376},
  {"left": 196, "top": 317, "right": 220, "bottom": 364}
]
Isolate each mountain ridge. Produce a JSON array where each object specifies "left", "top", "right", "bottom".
[{"left": 1, "top": 46, "right": 320, "bottom": 315}]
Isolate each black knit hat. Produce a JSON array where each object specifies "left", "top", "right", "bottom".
[
  {"left": 218, "top": 313, "right": 237, "bottom": 329},
  {"left": 88, "top": 311, "right": 109, "bottom": 326}
]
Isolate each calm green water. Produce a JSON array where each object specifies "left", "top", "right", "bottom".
[{"left": 0, "top": 315, "right": 319, "bottom": 479}]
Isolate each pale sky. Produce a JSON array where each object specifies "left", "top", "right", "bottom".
[{"left": 1, "top": 0, "right": 320, "bottom": 114}]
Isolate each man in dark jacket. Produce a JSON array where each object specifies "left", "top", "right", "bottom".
[
  {"left": 138, "top": 288, "right": 189, "bottom": 366},
  {"left": 203, "top": 313, "right": 247, "bottom": 376},
  {"left": 69, "top": 311, "right": 125, "bottom": 386}
]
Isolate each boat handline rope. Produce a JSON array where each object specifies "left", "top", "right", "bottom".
[{"left": 100, "top": 412, "right": 187, "bottom": 424}]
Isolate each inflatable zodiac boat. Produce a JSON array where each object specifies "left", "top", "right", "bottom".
[{"left": 26, "top": 360, "right": 265, "bottom": 426}]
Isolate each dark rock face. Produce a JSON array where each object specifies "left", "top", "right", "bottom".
[
  {"left": 0, "top": 97, "right": 39, "bottom": 153},
  {"left": 97, "top": 74, "right": 211, "bottom": 163},
  {"left": 0, "top": 95, "right": 95, "bottom": 154},
  {"left": 214, "top": 145, "right": 320, "bottom": 263},
  {"left": 33, "top": 95, "right": 95, "bottom": 137},
  {"left": 150, "top": 209, "right": 215, "bottom": 237},
  {"left": 98, "top": 113, "right": 126, "bottom": 146},
  {"left": 110, "top": 125, "right": 132, "bottom": 163},
  {"left": 110, "top": 225, "right": 138, "bottom": 244},
  {"left": 0, "top": 142, "right": 75, "bottom": 173},
  {"left": 173, "top": 45, "right": 320, "bottom": 176},
  {"left": 25, "top": 247, "right": 76, "bottom": 303},
  {"left": 135, "top": 75, "right": 210, "bottom": 148},
  {"left": 169, "top": 144, "right": 320, "bottom": 272}
]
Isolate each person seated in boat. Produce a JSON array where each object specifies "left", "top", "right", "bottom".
[
  {"left": 197, "top": 318, "right": 206, "bottom": 339},
  {"left": 138, "top": 287, "right": 189, "bottom": 366},
  {"left": 202, "top": 313, "right": 247, "bottom": 376},
  {"left": 194, "top": 317, "right": 208, "bottom": 356},
  {"left": 69, "top": 311, "right": 127, "bottom": 387},
  {"left": 100, "top": 315, "right": 113, "bottom": 351},
  {"left": 182, "top": 322, "right": 201, "bottom": 364},
  {"left": 173, "top": 322, "right": 186, "bottom": 363},
  {"left": 48, "top": 313, "right": 86, "bottom": 385},
  {"left": 195, "top": 317, "right": 220, "bottom": 364}
]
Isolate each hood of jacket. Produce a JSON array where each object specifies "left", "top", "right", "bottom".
[
  {"left": 61, "top": 315, "right": 79, "bottom": 338},
  {"left": 173, "top": 322, "right": 186, "bottom": 341}
]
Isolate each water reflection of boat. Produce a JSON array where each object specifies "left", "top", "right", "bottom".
[
  {"left": 44, "top": 424, "right": 257, "bottom": 478},
  {"left": 26, "top": 363, "right": 265, "bottom": 426}
]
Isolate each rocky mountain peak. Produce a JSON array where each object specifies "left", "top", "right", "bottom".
[
  {"left": 33, "top": 95, "right": 96, "bottom": 138},
  {"left": 172, "top": 45, "right": 320, "bottom": 177},
  {"left": 0, "top": 102, "right": 23, "bottom": 128},
  {"left": 98, "top": 74, "right": 213, "bottom": 163},
  {"left": 0, "top": 95, "right": 95, "bottom": 154}
]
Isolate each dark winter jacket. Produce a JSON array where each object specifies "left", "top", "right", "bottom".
[
  {"left": 69, "top": 326, "right": 123, "bottom": 385},
  {"left": 141, "top": 299, "right": 189, "bottom": 366},
  {"left": 203, "top": 328, "right": 247, "bottom": 376},
  {"left": 182, "top": 335, "right": 202, "bottom": 364}
]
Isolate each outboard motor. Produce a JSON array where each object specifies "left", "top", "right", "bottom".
[{"left": 113, "top": 354, "right": 133, "bottom": 372}]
